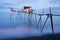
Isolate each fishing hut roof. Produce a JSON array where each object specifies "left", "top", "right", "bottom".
[{"left": 24, "top": 6, "right": 31, "bottom": 9}]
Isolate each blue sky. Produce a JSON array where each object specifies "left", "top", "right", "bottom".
[{"left": 0, "top": 0, "right": 60, "bottom": 12}]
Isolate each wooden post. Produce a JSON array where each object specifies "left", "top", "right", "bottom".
[
  {"left": 41, "top": 15, "right": 49, "bottom": 32},
  {"left": 49, "top": 7, "right": 54, "bottom": 33},
  {"left": 37, "top": 15, "right": 41, "bottom": 29}
]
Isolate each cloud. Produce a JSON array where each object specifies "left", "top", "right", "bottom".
[
  {"left": 49, "top": 0, "right": 60, "bottom": 6},
  {"left": 0, "top": 0, "right": 60, "bottom": 12}
]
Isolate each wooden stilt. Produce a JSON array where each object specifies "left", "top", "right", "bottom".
[
  {"left": 37, "top": 15, "right": 42, "bottom": 29},
  {"left": 50, "top": 15, "right": 54, "bottom": 33},
  {"left": 49, "top": 7, "right": 54, "bottom": 33},
  {"left": 41, "top": 15, "right": 49, "bottom": 32}
]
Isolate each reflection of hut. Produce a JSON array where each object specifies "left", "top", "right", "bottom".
[{"left": 23, "top": 6, "right": 33, "bottom": 13}]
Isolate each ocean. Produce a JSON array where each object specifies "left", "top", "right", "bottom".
[{"left": 0, "top": 7, "right": 60, "bottom": 39}]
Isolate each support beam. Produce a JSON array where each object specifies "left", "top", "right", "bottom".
[
  {"left": 37, "top": 15, "right": 42, "bottom": 29},
  {"left": 41, "top": 15, "right": 49, "bottom": 32}
]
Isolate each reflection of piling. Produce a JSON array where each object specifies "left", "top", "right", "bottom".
[
  {"left": 10, "top": 8, "right": 16, "bottom": 20},
  {"left": 10, "top": 18, "right": 14, "bottom": 27},
  {"left": 10, "top": 11, "right": 13, "bottom": 20},
  {"left": 10, "top": 8, "right": 14, "bottom": 20},
  {"left": 34, "top": 13, "right": 37, "bottom": 27},
  {"left": 27, "top": 13, "right": 33, "bottom": 26},
  {"left": 10, "top": 8, "right": 18, "bottom": 27},
  {"left": 16, "top": 11, "right": 21, "bottom": 20},
  {"left": 28, "top": 13, "right": 31, "bottom": 26}
]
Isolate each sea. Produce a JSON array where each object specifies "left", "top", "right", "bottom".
[{"left": 0, "top": 7, "right": 60, "bottom": 39}]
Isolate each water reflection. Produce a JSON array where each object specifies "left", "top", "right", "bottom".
[{"left": 9, "top": 12, "right": 37, "bottom": 28}]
